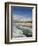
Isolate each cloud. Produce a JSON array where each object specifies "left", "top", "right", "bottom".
[{"left": 12, "top": 14, "right": 32, "bottom": 21}]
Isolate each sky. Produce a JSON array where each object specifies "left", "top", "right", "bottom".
[{"left": 11, "top": 6, "right": 32, "bottom": 21}]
